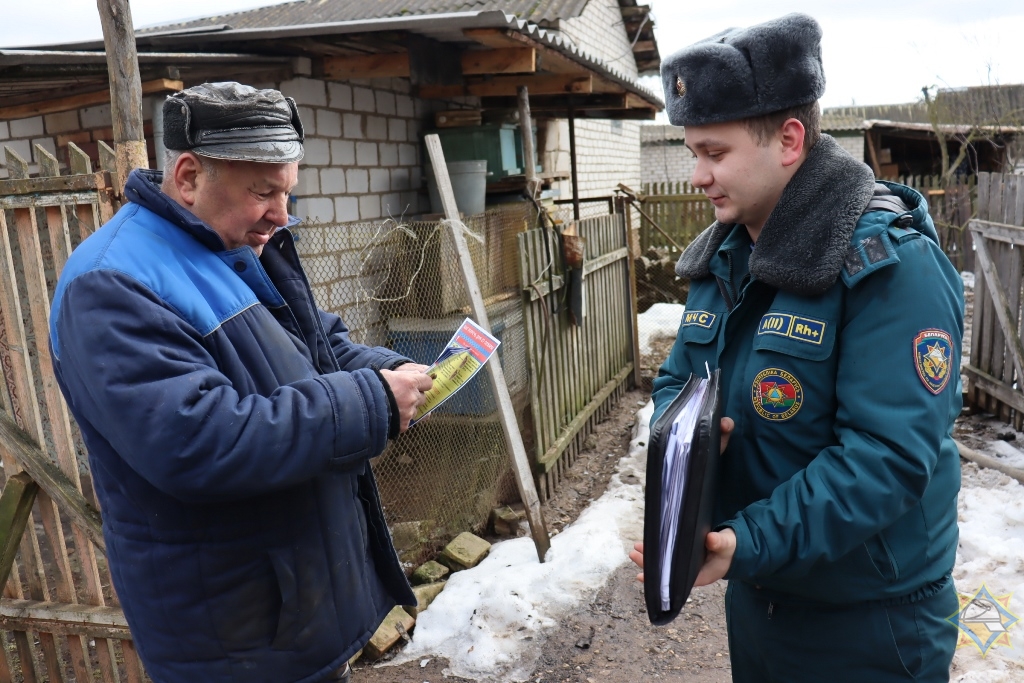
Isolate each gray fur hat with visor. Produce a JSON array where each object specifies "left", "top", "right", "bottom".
[
  {"left": 163, "top": 82, "right": 305, "bottom": 163},
  {"left": 660, "top": 13, "right": 825, "bottom": 127}
]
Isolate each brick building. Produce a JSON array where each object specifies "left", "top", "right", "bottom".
[{"left": 1, "top": 0, "right": 663, "bottom": 223}]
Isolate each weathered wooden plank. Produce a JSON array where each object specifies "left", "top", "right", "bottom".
[
  {"left": 964, "top": 365, "right": 1024, "bottom": 415},
  {"left": 971, "top": 227, "right": 1024, "bottom": 390},
  {"left": 0, "top": 171, "right": 112, "bottom": 197},
  {"left": 0, "top": 191, "right": 112, "bottom": 210},
  {"left": 968, "top": 219, "right": 1024, "bottom": 246},
  {"left": 0, "top": 473, "right": 38, "bottom": 589},
  {"left": 0, "top": 599, "right": 131, "bottom": 639}
]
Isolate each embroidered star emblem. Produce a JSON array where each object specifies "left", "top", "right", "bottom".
[
  {"left": 947, "top": 584, "right": 1019, "bottom": 656},
  {"left": 762, "top": 383, "right": 786, "bottom": 407},
  {"left": 923, "top": 342, "right": 948, "bottom": 379},
  {"left": 676, "top": 76, "right": 686, "bottom": 97}
]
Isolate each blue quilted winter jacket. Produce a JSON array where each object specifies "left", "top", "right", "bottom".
[{"left": 50, "top": 169, "right": 415, "bottom": 682}]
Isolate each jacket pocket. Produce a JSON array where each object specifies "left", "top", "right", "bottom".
[
  {"left": 864, "top": 532, "right": 900, "bottom": 583},
  {"left": 269, "top": 545, "right": 330, "bottom": 651}
]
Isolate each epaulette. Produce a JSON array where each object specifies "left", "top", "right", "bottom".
[{"left": 840, "top": 184, "right": 914, "bottom": 287}]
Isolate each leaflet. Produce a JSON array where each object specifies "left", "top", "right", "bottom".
[{"left": 410, "top": 318, "right": 501, "bottom": 426}]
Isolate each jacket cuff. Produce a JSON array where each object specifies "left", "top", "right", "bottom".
[
  {"left": 719, "top": 516, "right": 761, "bottom": 581},
  {"left": 373, "top": 368, "right": 401, "bottom": 439}
]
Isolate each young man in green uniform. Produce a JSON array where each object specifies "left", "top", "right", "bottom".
[{"left": 630, "top": 13, "right": 964, "bottom": 682}]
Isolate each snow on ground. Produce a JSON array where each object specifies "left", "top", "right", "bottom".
[
  {"left": 953, "top": 470, "right": 1024, "bottom": 681},
  {"left": 637, "top": 303, "right": 684, "bottom": 356},
  {"left": 385, "top": 402, "right": 654, "bottom": 681},
  {"left": 963, "top": 271, "right": 975, "bottom": 289}
]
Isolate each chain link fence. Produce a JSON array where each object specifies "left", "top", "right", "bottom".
[{"left": 294, "top": 202, "right": 535, "bottom": 568}]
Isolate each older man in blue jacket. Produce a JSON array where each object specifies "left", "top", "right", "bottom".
[
  {"left": 631, "top": 14, "right": 963, "bottom": 683},
  {"left": 49, "top": 82, "right": 432, "bottom": 683}
]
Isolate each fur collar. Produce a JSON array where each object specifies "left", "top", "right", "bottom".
[{"left": 674, "top": 134, "right": 876, "bottom": 296}]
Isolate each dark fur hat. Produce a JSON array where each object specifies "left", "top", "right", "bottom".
[{"left": 661, "top": 13, "right": 825, "bottom": 127}]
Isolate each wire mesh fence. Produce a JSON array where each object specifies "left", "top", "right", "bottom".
[{"left": 294, "top": 202, "right": 535, "bottom": 567}]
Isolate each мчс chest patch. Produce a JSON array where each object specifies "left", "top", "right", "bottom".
[
  {"left": 914, "top": 329, "right": 953, "bottom": 395},
  {"left": 757, "top": 313, "right": 826, "bottom": 345},
  {"left": 680, "top": 310, "right": 716, "bottom": 329},
  {"left": 751, "top": 368, "right": 804, "bottom": 421}
]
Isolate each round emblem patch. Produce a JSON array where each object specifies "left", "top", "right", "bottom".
[
  {"left": 914, "top": 329, "right": 953, "bottom": 395},
  {"left": 676, "top": 76, "right": 686, "bottom": 97},
  {"left": 752, "top": 368, "right": 804, "bottom": 421}
]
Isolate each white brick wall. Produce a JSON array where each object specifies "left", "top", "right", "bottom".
[
  {"left": 642, "top": 142, "right": 697, "bottom": 186},
  {"left": 559, "top": 0, "right": 639, "bottom": 80},
  {"left": 833, "top": 133, "right": 866, "bottom": 162},
  {"left": 549, "top": 119, "right": 642, "bottom": 200}
]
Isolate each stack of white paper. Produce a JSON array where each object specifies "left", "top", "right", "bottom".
[{"left": 658, "top": 377, "right": 709, "bottom": 610}]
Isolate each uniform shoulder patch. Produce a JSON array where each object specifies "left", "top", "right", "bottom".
[
  {"left": 914, "top": 329, "right": 953, "bottom": 395},
  {"left": 680, "top": 310, "right": 716, "bottom": 328},
  {"left": 751, "top": 368, "right": 804, "bottom": 421}
]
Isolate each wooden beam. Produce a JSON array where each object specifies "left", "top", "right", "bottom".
[
  {"left": 971, "top": 226, "right": 1024, "bottom": 388},
  {"left": 0, "top": 78, "right": 182, "bottom": 121},
  {"left": 463, "top": 28, "right": 589, "bottom": 75},
  {"left": 462, "top": 48, "right": 536, "bottom": 75},
  {"left": 969, "top": 218, "right": 1024, "bottom": 247},
  {"left": 0, "top": 599, "right": 131, "bottom": 640},
  {"left": 322, "top": 52, "right": 410, "bottom": 80},
  {"left": 419, "top": 74, "right": 592, "bottom": 99},
  {"left": 0, "top": 172, "right": 112, "bottom": 197},
  {"left": 0, "top": 473, "right": 38, "bottom": 589},
  {"left": 0, "top": 411, "right": 105, "bottom": 554},
  {"left": 424, "top": 134, "right": 551, "bottom": 563}
]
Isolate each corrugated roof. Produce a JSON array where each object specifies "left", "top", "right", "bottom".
[
  {"left": 640, "top": 124, "right": 684, "bottom": 143},
  {"left": 138, "top": 0, "right": 593, "bottom": 34}
]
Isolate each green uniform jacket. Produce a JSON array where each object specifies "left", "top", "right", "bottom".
[{"left": 652, "top": 136, "right": 963, "bottom": 604}]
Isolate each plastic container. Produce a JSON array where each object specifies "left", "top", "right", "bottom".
[{"left": 426, "top": 159, "right": 488, "bottom": 216}]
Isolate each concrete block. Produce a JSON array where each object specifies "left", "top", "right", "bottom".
[
  {"left": 295, "top": 166, "right": 320, "bottom": 196},
  {"left": 317, "top": 109, "right": 342, "bottom": 138},
  {"left": 80, "top": 104, "right": 112, "bottom": 129},
  {"left": 44, "top": 110, "right": 80, "bottom": 134},
  {"left": 359, "top": 194, "right": 381, "bottom": 220},
  {"left": 56, "top": 131, "right": 91, "bottom": 148},
  {"left": 379, "top": 142, "right": 399, "bottom": 167},
  {"left": 328, "top": 82, "right": 353, "bottom": 110},
  {"left": 280, "top": 77, "right": 327, "bottom": 107},
  {"left": 303, "top": 137, "right": 330, "bottom": 166},
  {"left": 490, "top": 505, "right": 523, "bottom": 536},
  {"left": 335, "top": 196, "right": 359, "bottom": 223},
  {"left": 409, "top": 166, "right": 422, "bottom": 189},
  {"left": 353, "top": 86, "right": 375, "bottom": 113},
  {"left": 398, "top": 143, "right": 417, "bottom": 166},
  {"left": 364, "top": 605, "right": 415, "bottom": 659},
  {"left": 331, "top": 139, "right": 355, "bottom": 165},
  {"left": 405, "top": 581, "right": 446, "bottom": 619},
  {"left": 396, "top": 94, "right": 415, "bottom": 118},
  {"left": 401, "top": 191, "right": 422, "bottom": 213},
  {"left": 439, "top": 532, "right": 491, "bottom": 571},
  {"left": 381, "top": 192, "right": 405, "bottom": 218},
  {"left": 375, "top": 91, "right": 396, "bottom": 116},
  {"left": 390, "top": 78, "right": 411, "bottom": 95},
  {"left": 369, "top": 168, "right": 390, "bottom": 193},
  {"left": 320, "top": 167, "right": 346, "bottom": 195},
  {"left": 346, "top": 168, "right": 369, "bottom": 194},
  {"left": 295, "top": 197, "right": 335, "bottom": 223},
  {"left": 0, "top": 121, "right": 9, "bottom": 140},
  {"left": 390, "top": 167, "right": 410, "bottom": 191},
  {"left": 355, "top": 141, "right": 377, "bottom": 167},
  {"left": 10, "top": 116, "right": 44, "bottom": 138},
  {"left": 388, "top": 118, "right": 407, "bottom": 142},
  {"left": 297, "top": 106, "right": 316, "bottom": 134},
  {"left": 411, "top": 560, "right": 449, "bottom": 585},
  {"left": 343, "top": 113, "right": 363, "bottom": 139},
  {"left": 406, "top": 119, "right": 422, "bottom": 142},
  {"left": 365, "top": 116, "right": 388, "bottom": 140}
]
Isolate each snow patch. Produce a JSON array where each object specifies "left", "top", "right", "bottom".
[
  {"left": 385, "top": 403, "right": 654, "bottom": 682},
  {"left": 962, "top": 271, "right": 975, "bottom": 290},
  {"left": 638, "top": 303, "right": 685, "bottom": 356}
]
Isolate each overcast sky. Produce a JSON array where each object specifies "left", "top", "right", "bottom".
[{"left": 3, "top": 0, "right": 1023, "bottom": 110}]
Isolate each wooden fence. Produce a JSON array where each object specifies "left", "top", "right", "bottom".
[
  {"left": 518, "top": 212, "right": 636, "bottom": 500},
  {"left": 964, "top": 172, "right": 1024, "bottom": 428},
  {"left": 637, "top": 181, "right": 713, "bottom": 253},
  {"left": 0, "top": 141, "right": 145, "bottom": 682}
]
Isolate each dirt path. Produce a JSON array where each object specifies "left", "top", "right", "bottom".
[{"left": 353, "top": 384, "right": 731, "bottom": 682}]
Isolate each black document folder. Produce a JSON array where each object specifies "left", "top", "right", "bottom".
[{"left": 643, "top": 369, "right": 723, "bottom": 625}]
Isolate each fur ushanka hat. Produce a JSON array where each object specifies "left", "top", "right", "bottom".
[{"left": 661, "top": 13, "right": 825, "bottom": 127}]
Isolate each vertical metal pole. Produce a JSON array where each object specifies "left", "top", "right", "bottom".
[{"left": 568, "top": 99, "right": 580, "bottom": 221}]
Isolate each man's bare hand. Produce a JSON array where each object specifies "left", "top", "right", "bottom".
[
  {"left": 629, "top": 417, "right": 735, "bottom": 585},
  {"left": 629, "top": 542, "right": 645, "bottom": 583},
  {"left": 380, "top": 369, "right": 433, "bottom": 433},
  {"left": 694, "top": 528, "right": 736, "bottom": 586},
  {"left": 394, "top": 363, "right": 431, "bottom": 374}
]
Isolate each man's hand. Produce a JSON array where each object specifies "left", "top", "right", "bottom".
[
  {"left": 629, "top": 416, "right": 736, "bottom": 584},
  {"left": 379, "top": 369, "right": 433, "bottom": 433},
  {"left": 694, "top": 528, "right": 736, "bottom": 586},
  {"left": 394, "top": 363, "right": 431, "bottom": 374}
]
